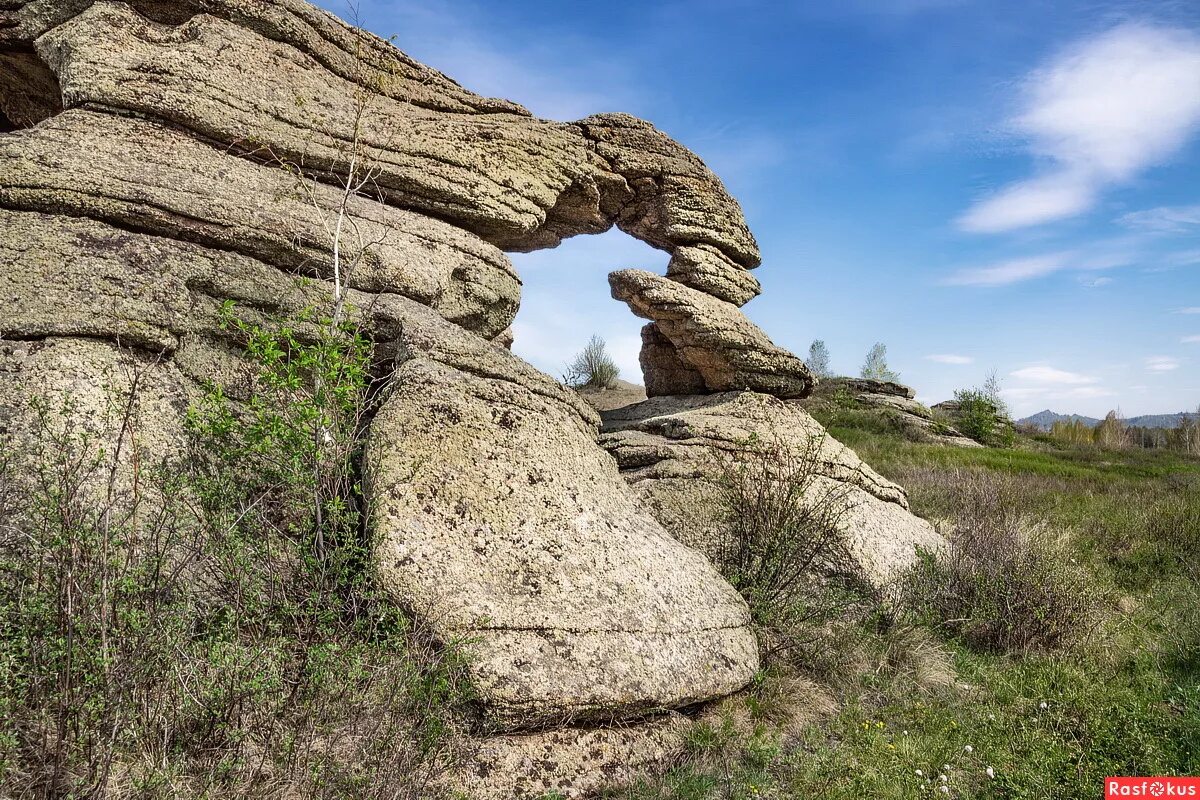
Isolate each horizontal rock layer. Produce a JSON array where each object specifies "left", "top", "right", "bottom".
[
  {"left": 610, "top": 270, "right": 815, "bottom": 399},
  {"left": 0, "top": 111, "right": 520, "bottom": 338}
]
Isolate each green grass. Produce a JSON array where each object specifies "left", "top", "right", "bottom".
[{"left": 610, "top": 416, "right": 1200, "bottom": 800}]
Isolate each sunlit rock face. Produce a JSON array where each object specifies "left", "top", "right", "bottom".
[{"left": 0, "top": 1, "right": 937, "bottom": 796}]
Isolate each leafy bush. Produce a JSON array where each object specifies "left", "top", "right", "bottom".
[
  {"left": 563, "top": 334, "right": 619, "bottom": 389},
  {"left": 902, "top": 472, "right": 1106, "bottom": 653},
  {"left": 0, "top": 304, "right": 471, "bottom": 798},
  {"left": 951, "top": 388, "right": 1015, "bottom": 448}
]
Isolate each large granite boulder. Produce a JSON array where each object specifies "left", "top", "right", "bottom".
[{"left": 600, "top": 393, "right": 945, "bottom": 588}]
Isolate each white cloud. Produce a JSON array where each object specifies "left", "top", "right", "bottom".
[
  {"left": 1081, "top": 276, "right": 1113, "bottom": 288},
  {"left": 943, "top": 254, "right": 1070, "bottom": 286},
  {"left": 1010, "top": 365, "right": 1097, "bottom": 385},
  {"left": 943, "top": 248, "right": 1131, "bottom": 287},
  {"left": 1182, "top": 335, "right": 1200, "bottom": 343},
  {"left": 1146, "top": 355, "right": 1181, "bottom": 371},
  {"left": 1061, "top": 386, "right": 1117, "bottom": 399},
  {"left": 924, "top": 353, "right": 973, "bottom": 364},
  {"left": 1177, "top": 307, "right": 1200, "bottom": 314},
  {"left": 959, "top": 24, "right": 1200, "bottom": 233},
  {"left": 1118, "top": 204, "right": 1200, "bottom": 233}
]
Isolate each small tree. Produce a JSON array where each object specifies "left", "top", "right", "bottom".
[
  {"left": 982, "top": 368, "right": 1010, "bottom": 419},
  {"left": 1094, "top": 410, "right": 1129, "bottom": 450},
  {"left": 564, "top": 335, "right": 620, "bottom": 389},
  {"left": 860, "top": 342, "right": 899, "bottom": 382},
  {"left": 806, "top": 339, "right": 832, "bottom": 379}
]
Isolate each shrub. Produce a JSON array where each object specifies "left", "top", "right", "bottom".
[
  {"left": 951, "top": 388, "right": 1015, "bottom": 448},
  {"left": 902, "top": 472, "right": 1106, "bottom": 653},
  {"left": 563, "top": 334, "right": 619, "bottom": 389},
  {"left": 0, "top": 304, "right": 472, "bottom": 798},
  {"left": 715, "top": 435, "right": 869, "bottom": 661}
]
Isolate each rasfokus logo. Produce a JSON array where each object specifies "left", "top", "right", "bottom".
[{"left": 1107, "top": 778, "right": 1200, "bottom": 797}]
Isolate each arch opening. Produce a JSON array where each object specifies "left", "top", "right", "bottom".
[{"left": 506, "top": 229, "right": 668, "bottom": 401}]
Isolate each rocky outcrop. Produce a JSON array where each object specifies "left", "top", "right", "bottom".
[
  {"left": 366, "top": 355, "right": 757, "bottom": 730},
  {"left": 454, "top": 714, "right": 688, "bottom": 800},
  {"left": 666, "top": 244, "right": 762, "bottom": 306},
  {"left": 804, "top": 378, "right": 984, "bottom": 448},
  {"left": 0, "top": 0, "right": 941, "bottom": 794},
  {"left": 610, "top": 270, "right": 815, "bottom": 398},
  {"left": 600, "top": 393, "right": 943, "bottom": 588}
]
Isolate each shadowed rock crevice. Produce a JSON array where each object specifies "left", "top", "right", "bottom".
[{"left": 0, "top": 46, "right": 61, "bottom": 129}]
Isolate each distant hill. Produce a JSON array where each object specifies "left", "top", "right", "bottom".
[
  {"left": 1018, "top": 410, "right": 1101, "bottom": 431},
  {"left": 1019, "top": 409, "right": 1199, "bottom": 431}
]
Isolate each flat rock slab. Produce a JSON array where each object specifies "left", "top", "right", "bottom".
[
  {"left": 453, "top": 713, "right": 688, "bottom": 799},
  {"left": 600, "top": 392, "right": 945, "bottom": 588},
  {"left": 366, "top": 357, "right": 759, "bottom": 730},
  {"left": 610, "top": 269, "right": 815, "bottom": 399},
  {"left": 0, "top": 109, "right": 519, "bottom": 338}
]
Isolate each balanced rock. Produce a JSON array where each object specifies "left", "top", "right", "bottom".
[
  {"left": 666, "top": 244, "right": 762, "bottom": 306},
  {"left": 610, "top": 269, "right": 815, "bottom": 398}
]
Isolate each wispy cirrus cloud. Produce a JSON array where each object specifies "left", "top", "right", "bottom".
[
  {"left": 959, "top": 23, "right": 1200, "bottom": 233},
  {"left": 1010, "top": 365, "right": 1097, "bottom": 385},
  {"left": 1146, "top": 355, "right": 1181, "bottom": 372},
  {"left": 943, "top": 248, "right": 1132, "bottom": 287},
  {"left": 1182, "top": 335, "right": 1200, "bottom": 344},
  {"left": 1176, "top": 307, "right": 1200, "bottom": 314},
  {"left": 924, "top": 353, "right": 973, "bottom": 364},
  {"left": 1118, "top": 204, "right": 1200, "bottom": 233}
]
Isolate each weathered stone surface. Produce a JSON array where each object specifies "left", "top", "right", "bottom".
[
  {"left": 600, "top": 392, "right": 945, "bottom": 588},
  {"left": 610, "top": 270, "right": 814, "bottom": 398},
  {"left": 803, "top": 378, "right": 984, "bottom": 449},
  {"left": 639, "top": 323, "right": 706, "bottom": 397},
  {"left": 19, "top": 3, "right": 761, "bottom": 272},
  {"left": 454, "top": 714, "right": 688, "bottom": 800},
  {"left": 34, "top": 3, "right": 594, "bottom": 244},
  {"left": 366, "top": 357, "right": 759, "bottom": 729},
  {"left": 666, "top": 244, "right": 762, "bottom": 306},
  {"left": 3, "top": 0, "right": 527, "bottom": 115},
  {"left": 0, "top": 110, "right": 520, "bottom": 337},
  {"left": 576, "top": 114, "right": 761, "bottom": 269}
]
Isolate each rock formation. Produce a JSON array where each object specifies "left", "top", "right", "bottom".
[
  {"left": 804, "top": 378, "right": 984, "bottom": 448},
  {"left": 0, "top": 1, "right": 940, "bottom": 797},
  {"left": 600, "top": 393, "right": 943, "bottom": 588}
]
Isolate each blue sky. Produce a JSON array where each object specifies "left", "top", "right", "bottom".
[{"left": 321, "top": 0, "right": 1200, "bottom": 417}]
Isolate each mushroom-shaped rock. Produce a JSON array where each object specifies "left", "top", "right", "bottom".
[{"left": 610, "top": 269, "right": 815, "bottom": 398}]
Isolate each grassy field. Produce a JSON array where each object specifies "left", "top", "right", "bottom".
[{"left": 609, "top": 417, "right": 1200, "bottom": 800}]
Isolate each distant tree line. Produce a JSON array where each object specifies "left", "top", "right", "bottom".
[{"left": 1046, "top": 407, "right": 1200, "bottom": 454}]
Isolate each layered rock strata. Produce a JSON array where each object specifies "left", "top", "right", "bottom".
[{"left": 0, "top": 1, "right": 940, "bottom": 796}]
